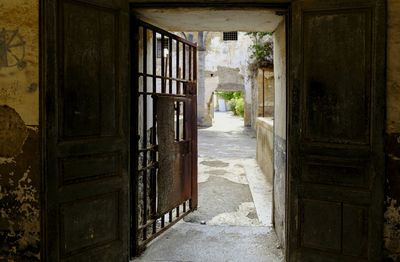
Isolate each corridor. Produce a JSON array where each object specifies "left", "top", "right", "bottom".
[{"left": 134, "top": 112, "right": 283, "bottom": 262}]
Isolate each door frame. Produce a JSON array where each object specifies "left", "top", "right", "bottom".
[
  {"left": 129, "top": 2, "right": 291, "bottom": 258},
  {"left": 39, "top": 1, "right": 387, "bottom": 261},
  {"left": 39, "top": 1, "right": 292, "bottom": 260}
]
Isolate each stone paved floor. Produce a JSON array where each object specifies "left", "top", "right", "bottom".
[{"left": 134, "top": 112, "right": 283, "bottom": 262}]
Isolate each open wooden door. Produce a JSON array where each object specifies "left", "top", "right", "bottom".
[
  {"left": 288, "top": 0, "right": 386, "bottom": 261},
  {"left": 42, "top": 0, "right": 130, "bottom": 261},
  {"left": 131, "top": 19, "right": 198, "bottom": 256}
]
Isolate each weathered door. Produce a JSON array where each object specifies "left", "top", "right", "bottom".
[
  {"left": 42, "top": 0, "right": 130, "bottom": 261},
  {"left": 131, "top": 19, "right": 197, "bottom": 256},
  {"left": 288, "top": 0, "right": 386, "bottom": 261}
]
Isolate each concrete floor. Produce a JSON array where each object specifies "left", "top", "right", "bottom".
[{"left": 134, "top": 112, "right": 283, "bottom": 262}]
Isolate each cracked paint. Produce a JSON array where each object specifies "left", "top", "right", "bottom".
[
  {"left": 384, "top": 197, "right": 400, "bottom": 261},
  {"left": 0, "top": 127, "right": 40, "bottom": 261}
]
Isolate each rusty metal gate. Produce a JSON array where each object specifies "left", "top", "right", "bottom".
[{"left": 131, "top": 19, "right": 198, "bottom": 256}]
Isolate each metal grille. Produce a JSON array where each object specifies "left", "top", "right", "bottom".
[
  {"left": 131, "top": 19, "right": 197, "bottom": 256},
  {"left": 223, "top": 31, "right": 238, "bottom": 41}
]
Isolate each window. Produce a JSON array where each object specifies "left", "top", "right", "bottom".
[{"left": 223, "top": 32, "right": 238, "bottom": 41}]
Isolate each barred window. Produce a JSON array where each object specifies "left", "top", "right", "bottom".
[{"left": 223, "top": 32, "right": 238, "bottom": 41}]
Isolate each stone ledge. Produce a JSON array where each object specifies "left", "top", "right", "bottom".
[{"left": 256, "top": 117, "right": 274, "bottom": 131}]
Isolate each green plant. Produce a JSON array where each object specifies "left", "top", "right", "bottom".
[
  {"left": 227, "top": 98, "right": 237, "bottom": 111},
  {"left": 235, "top": 98, "right": 245, "bottom": 117},
  {"left": 217, "top": 92, "right": 244, "bottom": 116},
  {"left": 246, "top": 32, "right": 273, "bottom": 70},
  {"left": 218, "top": 91, "right": 235, "bottom": 101}
]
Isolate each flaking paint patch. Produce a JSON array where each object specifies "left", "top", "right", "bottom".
[
  {"left": 0, "top": 127, "right": 40, "bottom": 261},
  {"left": 384, "top": 197, "right": 400, "bottom": 261},
  {"left": 0, "top": 105, "right": 28, "bottom": 157},
  {"left": 0, "top": 157, "right": 15, "bottom": 165}
]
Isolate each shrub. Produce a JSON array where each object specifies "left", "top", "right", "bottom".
[
  {"left": 235, "top": 98, "right": 245, "bottom": 117},
  {"left": 227, "top": 98, "right": 237, "bottom": 111},
  {"left": 217, "top": 92, "right": 244, "bottom": 117}
]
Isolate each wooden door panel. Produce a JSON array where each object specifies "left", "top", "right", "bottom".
[
  {"left": 301, "top": 199, "right": 342, "bottom": 251},
  {"left": 301, "top": 156, "right": 368, "bottom": 188},
  {"left": 301, "top": 8, "right": 372, "bottom": 145},
  {"left": 60, "top": 152, "right": 122, "bottom": 185},
  {"left": 61, "top": 1, "right": 119, "bottom": 139},
  {"left": 60, "top": 192, "right": 119, "bottom": 256},
  {"left": 43, "top": 0, "right": 130, "bottom": 261},
  {"left": 289, "top": 0, "right": 385, "bottom": 261}
]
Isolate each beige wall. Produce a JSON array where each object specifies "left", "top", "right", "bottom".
[
  {"left": 0, "top": 0, "right": 39, "bottom": 125},
  {"left": 0, "top": 0, "right": 40, "bottom": 260},
  {"left": 256, "top": 117, "right": 274, "bottom": 181},
  {"left": 257, "top": 68, "right": 274, "bottom": 117}
]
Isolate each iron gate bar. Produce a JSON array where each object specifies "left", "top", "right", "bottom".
[
  {"left": 176, "top": 40, "right": 180, "bottom": 94},
  {"left": 132, "top": 18, "right": 197, "bottom": 256},
  {"left": 169, "top": 37, "right": 173, "bottom": 93},
  {"left": 141, "top": 26, "right": 148, "bottom": 240},
  {"left": 130, "top": 16, "right": 140, "bottom": 257},
  {"left": 138, "top": 201, "right": 192, "bottom": 249},
  {"left": 137, "top": 19, "right": 197, "bottom": 46},
  {"left": 151, "top": 29, "right": 157, "bottom": 235},
  {"left": 189, "top": 46, "right": 192, "bottom": 80},
  {"left": 138, "top": 73, "right": 190, "bottom": 83},
  {"left": 161, "top": 34, "right": 165, "bottom": 93},
  {"left": 138, "top": 145, "right": 158, "bottom": 153},
  {"left": 183, "top": 43, "right": 186, "bottom": 80}
]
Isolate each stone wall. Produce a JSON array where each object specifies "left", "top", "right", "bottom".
[
  {"left": 272, "top": 19, "right": 286, "bottom": 251},
  {"left": 257, "top": 68, "right": 274, "bottom": 117},
  {"left": 256, "top": 117, "right": 274, "bottom": 182},
  {"left": 384, "top": 1, "right": 400, "bottom": 261},
  {"left": 0, "top": 0, "right": 40, "bottom": 260}
]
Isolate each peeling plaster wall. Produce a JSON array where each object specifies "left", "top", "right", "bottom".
[
  {"left": 384, "top": 1, "right": 400, "bottom": 261},
  {"left": 0, "top": 0, "right": 40, "bottom": 260}
]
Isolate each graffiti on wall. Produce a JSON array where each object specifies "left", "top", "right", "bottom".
[{"left": 0, "top": 28, "right": 26, "bottom": 71}]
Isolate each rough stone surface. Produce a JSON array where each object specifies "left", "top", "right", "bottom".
[
  {"left": 0, "top": 0, "right": 40, "bottom": 260},
  {"left": 0, "top": 105, "right": 28, "bottom": 157},
  {"left": 0, "top": 127, "right": 40, "bottom": 261},
  {"left": 0, "top": 0, "right": 39, "bottom": 125},
  {"left": 256, "top": 117, "right": 274, "bottom": 182},
  {"left": 256, "top": 68, "right": 274, "bottom": 118},
  {"left": 385, "top": 1, "right": 400, "bottom": 261}
]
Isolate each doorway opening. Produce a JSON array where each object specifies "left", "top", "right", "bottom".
[{"left": 131, "top": 6, "right": 288, "bottom": 261}]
